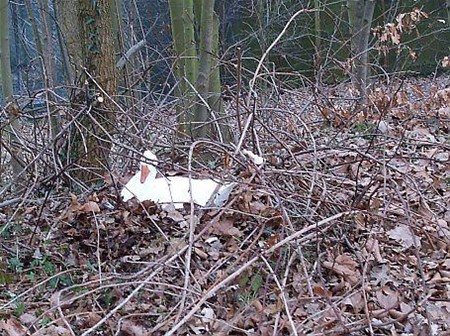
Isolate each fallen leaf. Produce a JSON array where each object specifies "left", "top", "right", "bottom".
[
  {"left": 342, "top": 291, "right": 364, "bottom": 313},
  {"left": 0, "top": 318, "right": 28, "bottom": 336},
  {"left": 201, "top": 307, "right": 216, "bottom": 324},
  {"left": 376, "top": 287, "right": 400, "bottom": 310},
  {"left": 78, "top": 201, "right": 100, "bottom": 213},
  {"left": 120, "top": 319, "right": 150, "bottom": 336},
  {"left": 211, "top": 218, "right": 242, "bottom": 237},
  {"left": 365, "top": 238, "right": 386, "bottom": 263},
  {"left": 19, "top": 313, "right": 35, "bottom": 325},
  {"left": 322, "top": 254, "right": 360, "bottom": 285},
  {"left": 371, "top": 264, "right": 390, "bottom": 286},
  {"left": 387, "top": 224, "right": 421, "bottom": 249},
  {"left": 312, "top": 284, "right": 331, "bottom": 298},
  {"left": 34, "top": 326, "right": 71, "bottom": 336}
]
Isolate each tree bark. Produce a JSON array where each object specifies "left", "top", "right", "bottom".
[
  {"left": 54, "top": 0, "right": 83, "bottom": 81},
  {"left": 447, "top": 0, "right": 450, "bottom": 28},
  {"left": 194, "top": 0, "right": 215, "bottom": 138},
  {"left": 208, "top": 12, "right": 230, "bottom": 142},
  {"left": 169, "top": 0, "right": 199, "bottom": 137},
  {"left": 37, "top": 0, "right": 59, "bottom": 139},
  {"left": 314, "top": 0, "right": 321, "bottom": 68},
  {"left": 347, "top": 0, "right": 375, "bottom": 101},
  {"left": 0, "top": 0, "right": 24, "bottom": 184},
  {"left": 169, "top": 0, "right": 188, "bottom": 134},
  {"left": 169, "top": 0, "right": 227, "bottom": 141},
  {"left": 61, "top": 0, "right": 118, "bottom": 184}
]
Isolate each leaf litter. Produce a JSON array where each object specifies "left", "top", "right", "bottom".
[{"left": 0, "top": 75, "right": 449, "bottom": 335}]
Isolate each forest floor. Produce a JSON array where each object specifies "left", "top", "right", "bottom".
[{"left": 0, "top": 74, "right": 449, "bottom": 335}]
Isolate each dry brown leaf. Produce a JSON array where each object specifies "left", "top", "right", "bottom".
[
  {"left": 418, "top": 198, "right": 434, "bottom": 219},
  {"left": 18, "top": 314, "right": 35, "bottom": 326},
  {"left": 387, "top": 224, "right": 421, "bottom": 249},
  {"left": 376, "top": 287, "right": 400, "bottom": 311},
  {"left": 371, "top": 264, "right": 390, "bottom": 286},
  {"left": 120, "top": 319, "right": 150, "bottom": 336},
  {"left": 322, "top": 254, "right": 360, "bottom": 285},
  {"left": 0, "top": 318, "right": 28, "bottom": 336},
  {"left": 164, "top": 206, "right": 184, "bottom": 223},
  {"left": 342, "top": 292, "right": 364, "bottom": 313},
  {"left": 211, "top": 218, "right": 242, "bottom": 237},
  {"left": 312, "top": 284, "right": 331, "bottom": 298},
  {"left": 69, "top": 193, "right": 80, "bottom": 211},
  {"left": 78, "top": 201, "right": 100, "bottom": 213},
  {"left": 365, "top": 238, "right": 386, "bottom": 263},
  {"left": 34, "top": 326, "right": 71, "bottom": 336},
  {"left": 50, "top": 291, "right": 76, "bottom": 310},
  {"left": 435, "top": 88, "right": 450, "bottom": 106}
]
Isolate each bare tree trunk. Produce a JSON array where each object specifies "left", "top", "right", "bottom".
[
  {"left": 169, "top": 0, "right": 198, "bottom": 137},
  {"left": 0, "top": 0, "right": 24, "bottom": 185},
  {"left": 70, "top": 0, "right": 117, "bottom": 183},
  {"left": 112, "top": 0, "right": 123, "bottom": 51},
  {"left": 194, "top": 0, "right": 215, "bottom": 139},
  {"left": 54, "top": 0, "right": 83, "bottom": 81},
  {"left": 208, "top": 12, "right": 230, "bottom": 142},
  {"left": 37, "top": 0, "right": 60, "bottom": 139},
  {"left": 54, "top": 0, "right": 117, "bottom": 184},
  {"left": 347, "top": 0, "right": 375, "bottom": 102},
  {"left": 169, "top": 0, "right": 188, "bottom": 133},
  {"left": 169, "top": 0, "right": 228, "bottom": 141},
  {"left": 447, "top": 0, "right": 450, "bottom": 28},
  {"left": 314, "top": 0, "right": 322, "bottom": 68},
  {"left": 10, "top": 2, "right": 23, "bottom": 93}
]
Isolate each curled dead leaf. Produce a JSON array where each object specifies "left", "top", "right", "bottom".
[
  {"left": 322, "top": 254, "right": 360, "bottom": 285},
  {"left": 78, "top": 201, "right": 100, "bottom": 213}
]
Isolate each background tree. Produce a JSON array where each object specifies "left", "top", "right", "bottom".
[
  {"left": 0, "top": 0, "right": 23, "bottom": 185},
  {"left": 347, "top": 0, "right": 376, "bottom": 100},
  {"left": 34, "top": 0, "right": 59, "bottom": 137},
  {"left": 56, "top": 0, "right": 118, "bottom": 183},
  {"left": 54, "top": 0, "right": 83, "bottom": 83},
  {"left": 169, "top": 0, "right": 229, "bottom": 141}
]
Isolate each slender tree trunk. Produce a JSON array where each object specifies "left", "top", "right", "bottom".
[
  {"left": 447, "top": 0, "right": 450, "bottom": 28},
  {"left": 10, "top": 2, "right": 23, "bottom": 93},
  {"left": 169, "top": 0, "right": 188, "bottom": 133},
  {"left": 314, "top": 0, "right": 321, "bottom": 68},
  {"left": 169, "top": 0, "right": 227, "bottom": 141},
  {"left": 112, "top": 0, "right": 123, "bottom": 50},
  {"left": 37, "top": 0, "right": 60, "bottom": 138},
  {"left": 169, "top": 0, "right": 198, "bottom": 137},
  {"left": 0, "top": 0, "right": 24, "bottom": 184},
  {"left": 183, "top": 0, "right": 197, "bottom": 88},
  {"left": 194, "top": 0, "right": 214, "bottom": 138},
  {"left": 208, "top": 12, "right": 230, "bottom": 142},
  {"left": 52, "top": 0, "right": 72, "bottom": 84},
  {"left": 347, "top": 0, "right": 375, "bottom": 101}
]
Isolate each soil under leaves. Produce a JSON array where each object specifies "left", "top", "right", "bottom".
[{"left": 1, "top": 76, "right": 449, "bottom": 335}]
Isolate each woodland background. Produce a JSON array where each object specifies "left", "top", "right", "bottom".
[{"left": 0, "top": 0, "right": 449, "bottom": 335}]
